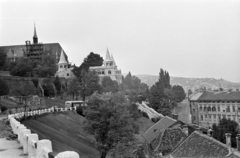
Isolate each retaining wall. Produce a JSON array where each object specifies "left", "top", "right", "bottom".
[{"left": 8, "top": 106, "right": 80, "bottom": 158}]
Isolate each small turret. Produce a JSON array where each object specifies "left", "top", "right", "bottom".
[{"left": 33, "top": 22, "right": 38, "bottom": 44}]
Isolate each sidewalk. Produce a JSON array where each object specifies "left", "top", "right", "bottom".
[{"left": 0, "top": 138, "right": 27, "bottom": 158}]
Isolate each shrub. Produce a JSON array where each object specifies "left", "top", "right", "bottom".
[
  {"left": 0, "top": 104, "right": 8, "bottom": 112},
  {"left": 76, "top": 106, "right": 84, "bottom": 116},
  {"left": 151, "top": 117, "right": 161, "bottom": 123},
  {"left": 142, "top": 111, "right": 149, "bottom": 119}
]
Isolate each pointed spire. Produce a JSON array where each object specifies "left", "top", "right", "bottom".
[
  {"left": 58, "top": 50, "right": 67, "bottom": 64},
  {"left": 111, "top": 53, "right": 116, "bottom": 66},
  {"left": 33, "top": 21, "right": 38, "bottom": 44},
  {"left": 34, "top": 22, "right": 37, "bottom": 37},
  {"left": 105, "top": 48, "right": 111, "bottom": 61}
]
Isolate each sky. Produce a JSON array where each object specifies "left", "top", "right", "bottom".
[{"left": 0, "top": 0, "right": 240, "bottom": 82}]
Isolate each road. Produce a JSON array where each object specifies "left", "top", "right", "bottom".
[{"left": 176, "top": 99, "right": 191, "bottom": 124}]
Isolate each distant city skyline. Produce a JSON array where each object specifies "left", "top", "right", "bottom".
[{"left": 1, "top": 0, "right": 240, "bottom": 82}]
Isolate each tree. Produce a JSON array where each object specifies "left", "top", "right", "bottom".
[
  {"left": 0, "top": 79, "right": 9, "bottom": 100},
  {"left": 188, "top": 89, "right": 193, "bottom": 97},
  {"left": 72, "top": 52, "right": 103, "bottom": 78},
  {"left": 102, "top": 76, "right": 118, "bottom": 93},
  {"left": 83, "top": 93, "right": 138, "bottom": 158},
  {"left": 42, "top": 79, "right": 56, "bottom": 97},
  {"left": 10, "top": 62, "right": 33, "bottom": 77},
  {"left": 0, "top": 48, "right": 7, "bottom": 68},
  {"left": 54, "top": 76, "right": 61, "bottom": 95},
  {"left": 68, "top": 78, "right": 81, "bottom": 100},
  {"left": 172, "top": 85, "right": 186, "bottom": 103},
  {"left": 212, "top": 118, "right": 239, "bottom": 148},
  {"left": 79, "top": 70, "right": 102, "bottom": 101}
]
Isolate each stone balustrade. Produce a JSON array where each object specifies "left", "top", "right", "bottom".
[
  {"left": 8, "top": 106, "right": 79, "bottom": 158},
  {"left": 136, "top": 102, "right": 164, "bottom": 120}
]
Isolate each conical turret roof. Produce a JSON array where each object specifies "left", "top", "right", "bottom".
[
  {"left": 105, "top": 48, "right": 112, "bottom": 61},
  {"left": 58, "top": 50, "right": 67, "bottom": 64},
  {"left": 111, "top": 53, "right": 116, "bottom": 66}
]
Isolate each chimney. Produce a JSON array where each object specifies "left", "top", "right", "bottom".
[
  {"left": 225, "top": 133, "right": 232, "bottom": 154},
  {"left": 236, "top": 134, "right": 240, "bottom": 151},
  {"left": 183, "top": 125, "right": 188, "bottom": 136},
  {"left": 172, "top": 113, "right": 178, "bottom": 120}
]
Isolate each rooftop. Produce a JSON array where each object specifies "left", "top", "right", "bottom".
[
  {"left": 170, "top": 131, "right": 240, "bottom": 158},
  {"left": 142, "top": 116, "right": 176, "bottom": 144},
  {"left": 190, "top": 91, "right": 240, "bottom": 101}
]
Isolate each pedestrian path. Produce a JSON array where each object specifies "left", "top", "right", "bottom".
[{"left": 0, "top": 138, "right": 27, "bottom": 158}]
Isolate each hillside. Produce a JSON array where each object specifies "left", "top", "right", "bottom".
[
  {"left": 22, "top": 112, "right": 154, "bottom": 158},
  {"left": 136, "top": 74, "right": 240, "bottom": 91}
]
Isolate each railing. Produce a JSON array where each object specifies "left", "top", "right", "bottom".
[
  {"left": 8, "top": 106, "right": 80, "bottom": 158},
  {"left": 136, "top": 101, "right": 164, "bottom": 119}
]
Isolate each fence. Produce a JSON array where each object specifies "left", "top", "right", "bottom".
[
  {"left": 136, "top": 101, "right": 164, "bottom": 120},
  {"left": 8, "top": 106, "right": 80, "bottom": 158}
]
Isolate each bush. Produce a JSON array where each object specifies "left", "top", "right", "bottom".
[
  {"left": 142, "top": 111, "right": 149, "bottom": 119},
  {"left": 76, "top": 106, "right": 84, "bottom": 116},
  {"left": 151, "top": 117, "right": 161, "bottom": 123},
  {"left": 0, "top": 104, "right": 8, "bottom": 112}
]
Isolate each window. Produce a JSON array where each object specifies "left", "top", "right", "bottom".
[
  {"left": 209, "top": 114, "right": 211, "bottom": 119},
  {"left": 60, "top": 65, "right": 62, "bottom": 68},
  {"left": 200, "top": 106, "right": 202, "bottom": 111},
  {"left": 201, "top": 115, "right": 203, "bottom": 121},
  {"left": 205, "top": 114, "right": 208, "bottom": 119},
  {"left": 233, "top": 106, "right": 235, "bottom": 112},
  {"left": 64, "top": 65, "right": 66, "bottom": 68},
  {"left": 102, "top": 71, "right": 104, "bottom": 74},
  {"left": 213, "top": 114, "right": 216, "bottom": 119},
  {"left": 218, "top": 114, "right": 221, "bottom": 120},
  {"left": 227, "top": 106, "right": 230, "bottom": 112},
  {"left": 218, "top": 106, "right": 220, "bottom": 112},
  {"left": 212, "top": 106, "right": 216, "bottom": 112},
  {"left": 193, "top": 116, "right": 196, "bottom": 121},
  {"left": 108, "top": 70, "right": 111, "bottom": 74},
  {"left": 222, "top": 114, "right": 226, "bottom": 118},
  {"left": 208, "top": 107, "right": 211, "bottom": 111},
  {"left": 193, "top": 109, "right": 195, "bottom": 113},
  {"left": 204, "top": 107, "right": 207, "bottom": 111},
  {"left": 67, "top": 73, "right": 69, "bottom": 76}
]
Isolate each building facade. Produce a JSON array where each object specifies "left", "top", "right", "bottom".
[
  {"left": 0, "top": 23, "right": 67, "bottom": 67},
  {"left": 89, "top": 49, "right": 122, "bottom": 84},
  {"left": 55, "top": 50, "right": 74, "bottom": 79},
  {"left": 189, "top": 91, "right": 240, "bottom": 128}
]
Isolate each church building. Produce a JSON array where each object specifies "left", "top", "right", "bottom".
[
  {"left": 55, "top": 50, "right": 74, "bottom": 79},
  {"left": 89, "top": 49, "right": 122, "bottom": 84}
]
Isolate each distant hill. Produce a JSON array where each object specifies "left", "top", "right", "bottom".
[{"left": 135, "top": 74, "right": 240, "bottom": 91}]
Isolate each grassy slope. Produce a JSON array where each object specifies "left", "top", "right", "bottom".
[
  {"left": 21, "top": 111, "right": 154, "bottom": 158},
  {"left": 22, "top": 112, "right": 99, "bottom": 158}
]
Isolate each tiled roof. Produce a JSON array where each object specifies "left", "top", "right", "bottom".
[
  {"left": 151, "top": 128, "right": 187, "bottom": 155},
  {"left": 197, "top": 91, "right": 240, "bottom": 101},
  {"left": 189, "top": 92, "right": 203, "bottom": 101},
  {"left": 171, "top": 131, "right": 240, "bottom": 158},
  {"left": 143, "top": 116, "right": 177, "bottom": 144}
]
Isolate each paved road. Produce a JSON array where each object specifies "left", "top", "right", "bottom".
[
  {"left": 176, "top": 99, "right": 191, "bottom": 124},
  {"left": 0, "top": 138, "right": 27, "bottom": 158}
]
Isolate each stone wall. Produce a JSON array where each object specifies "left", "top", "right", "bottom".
[{"left": 8, "top": 106, "right": 80, "bottom": 158}]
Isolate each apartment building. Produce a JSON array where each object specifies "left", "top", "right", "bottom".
[{"left": 189, "top": 91, "right": 240, "bottom": 128}]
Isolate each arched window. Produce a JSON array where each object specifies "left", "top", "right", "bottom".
[
  {"left": 108, "top": 70, "right": 111, "bottom": 74},
  {"left": 208, "top": 106, "right": 211, "bottom": 111}
]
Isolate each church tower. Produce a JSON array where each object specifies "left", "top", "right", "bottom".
[
  {"left": 58, "top": 50, "right": 68, "bottom": 72},
  {"left": 33, "top": 22, "right": 38, "bottom": 44}
]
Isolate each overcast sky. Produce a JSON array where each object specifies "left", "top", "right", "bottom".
[{"left": 0, "top": 0, "right": 240, "bottom": 82}]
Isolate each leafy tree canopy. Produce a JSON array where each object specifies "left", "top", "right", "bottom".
[
  {"left": 212, "top": 118, "right": 239, "bottom": 148},
  {"left": 72, "top": 52, "right": 103, "bottom": 78},
  {"left": 172, "top": 85, "right": 186, "bottom": 103},
  {"left": 0, "top": 48, "right": 7, "bottom": 68},
  {"left": 84, "top": 93, "right": 139, "bottom": 158},
  {"left": 102, "top": 76, "right": 118, "bottom": 93},
  {"left": 0, "top": 79, "right": 9, "bottom": 96}
]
